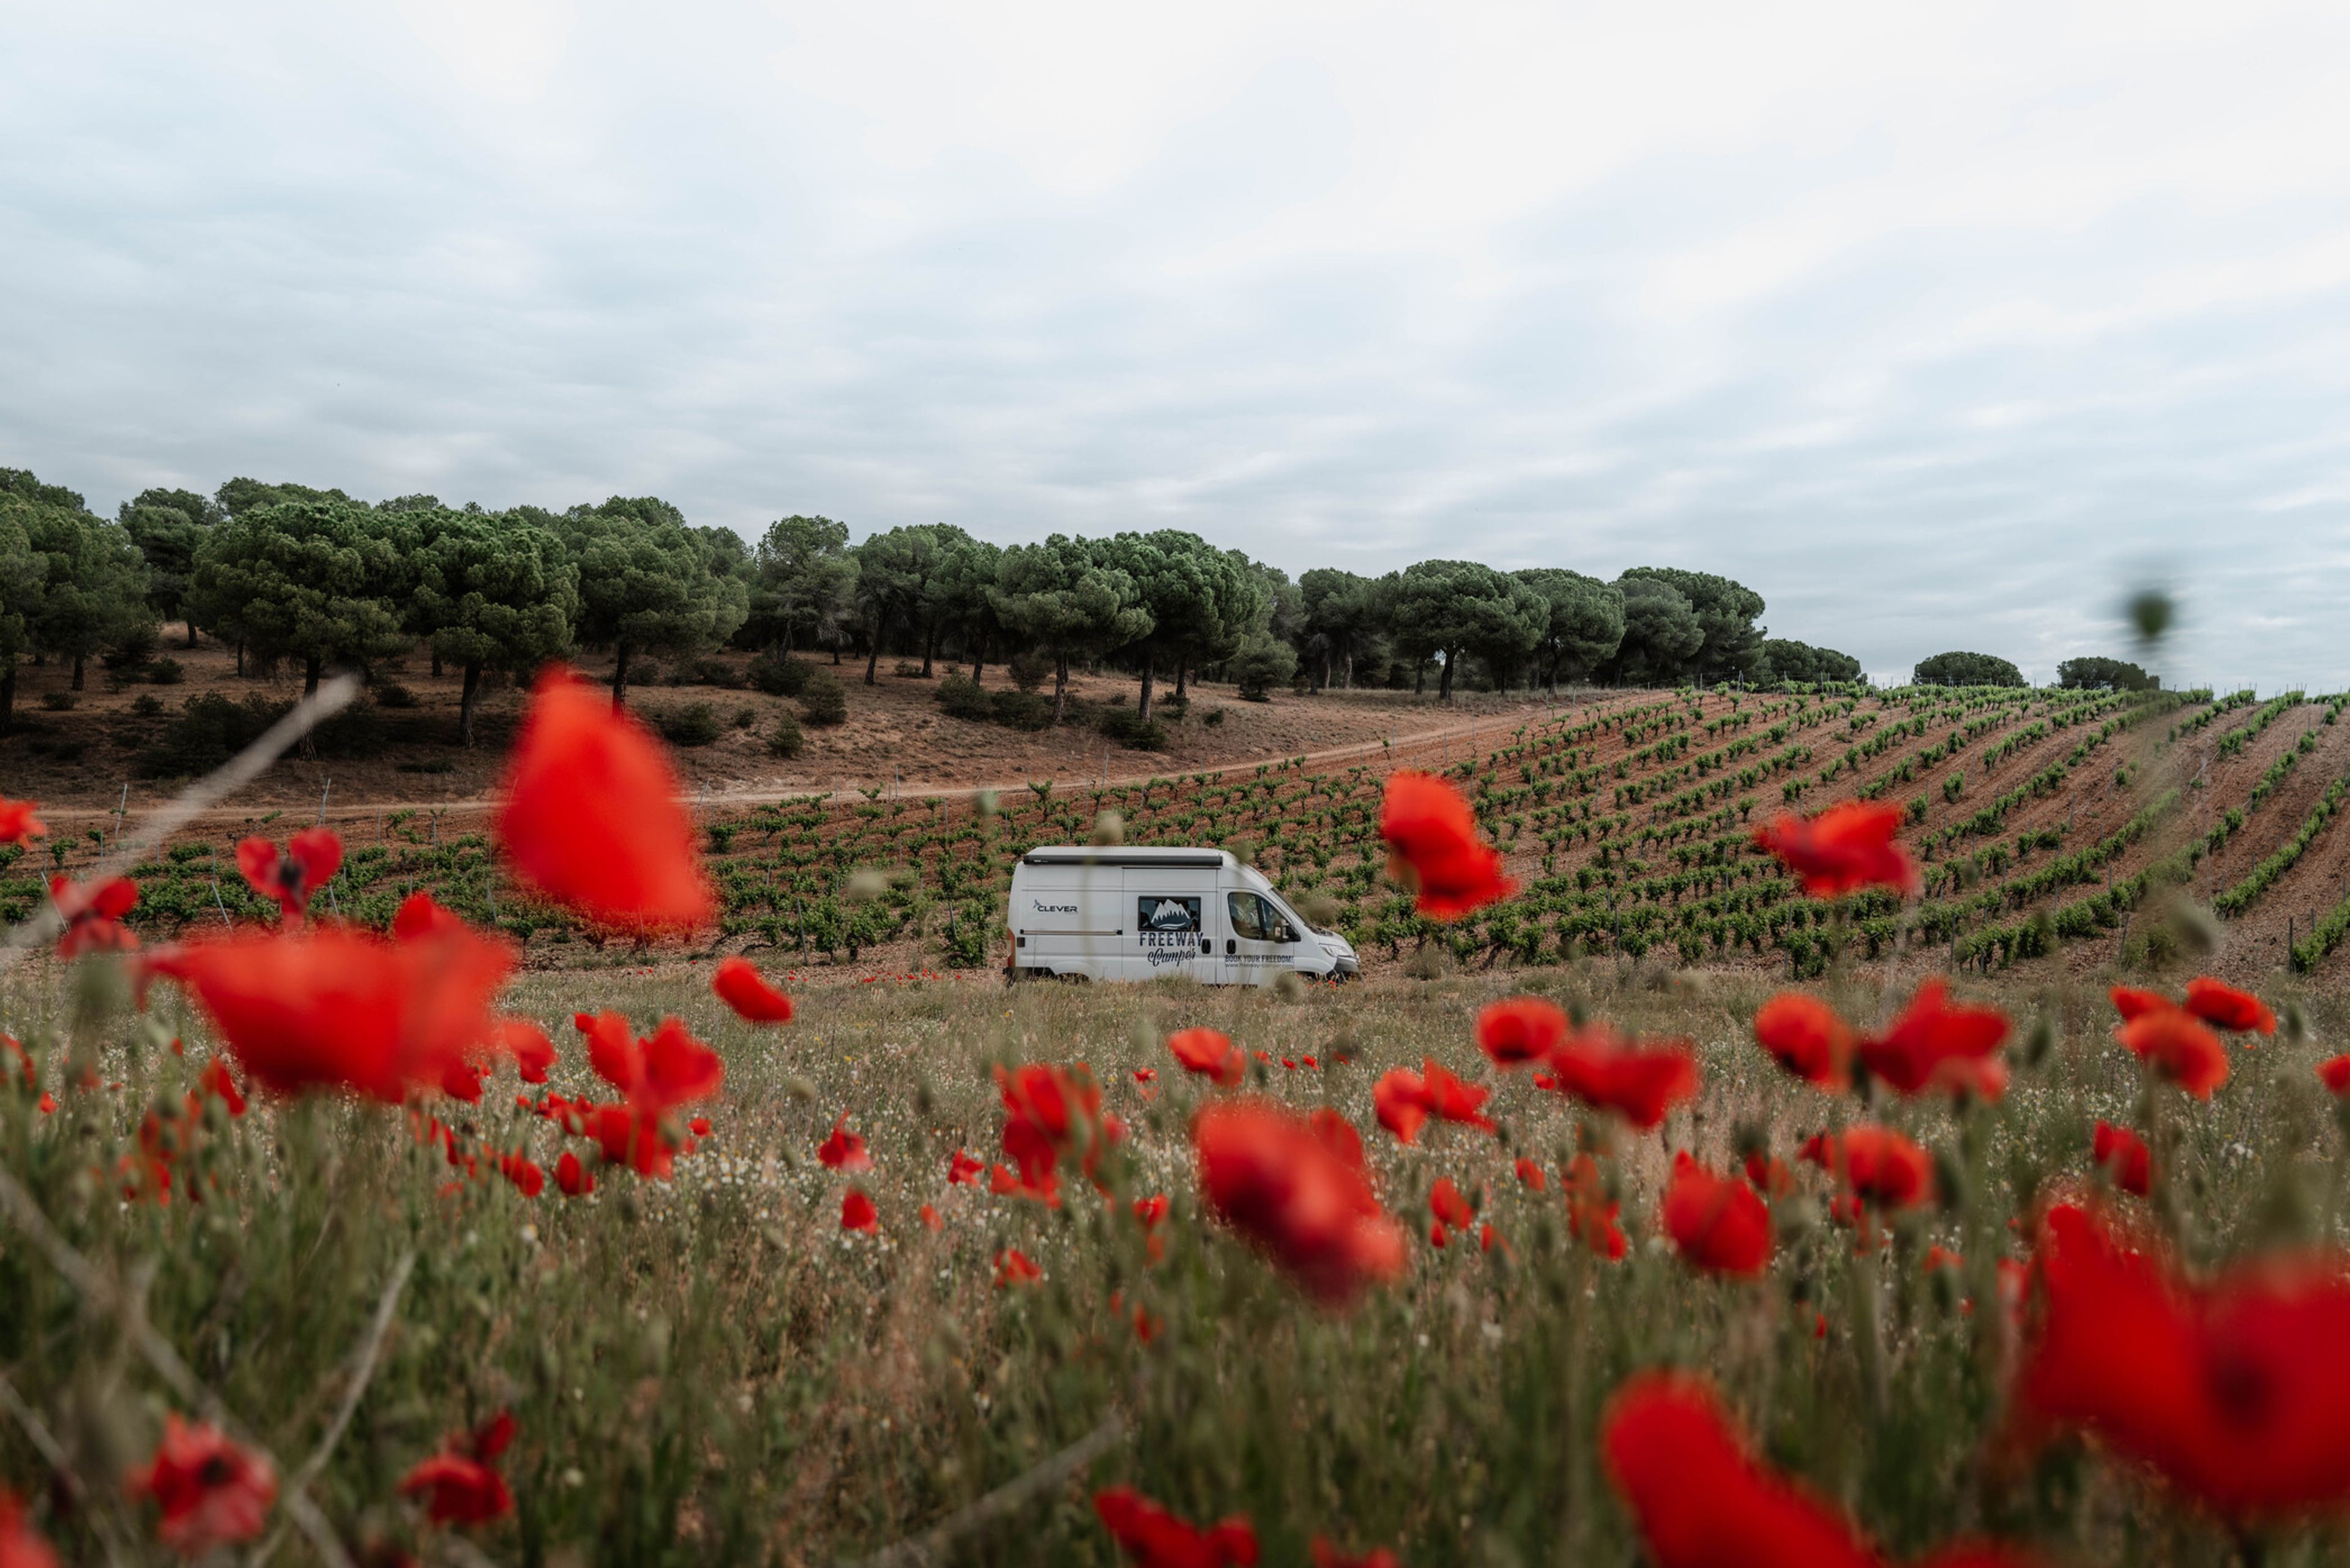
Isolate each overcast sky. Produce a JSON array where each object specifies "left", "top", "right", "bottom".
[{"left": 6, "top": 2, "right": 2348, "bottom": 689}]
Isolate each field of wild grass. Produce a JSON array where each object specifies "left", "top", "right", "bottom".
[{"left": 7, "top": 954, "right": 2350, "bottom": 1567}]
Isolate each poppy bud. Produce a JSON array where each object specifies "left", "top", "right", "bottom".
[
  {"left": 915, "top": 1080, "right": 936, "bottom": 1116},
  {"left": 1931, "top": 1148, "right": 1967, "bottom": 1214},
  {"left": 2023, "top": 1017, "right": 2055, "bottom": 1068},
  {"left": 1929, "top": 1261, "right": 1961, "bottom": 1313},
  {"left": 616, "top": 1189, "right": 644, "bottom": 1223},
  {"left": 1731, "top": 1121, "right": 1769, "bottom": 1162}
]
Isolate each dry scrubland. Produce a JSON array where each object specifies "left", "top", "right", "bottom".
[
  {"left": 4, "top": 961, "right": 2350, "bottom": 1566},
  {"left": 9, "top": 678, "right": 2350, "bottom": 1565}
]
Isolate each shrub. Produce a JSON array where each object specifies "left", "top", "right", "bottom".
[
  {"left": 40, "top": 692, "right": 75, "bottom": 712},
  {"left": 990, "top": 689, "right": 1053, "bottom": 731},
  {"left": 691, "top": 657, "right": 745, "bottom": 689},
  {"left": 1159, "top": 693, "right": 1189, "bottom": 720},
  {"left": 936, "top": 674, "right": 993, "bottom": 722},
  {"left": 147, "top": 657, "right": 184, "bottom": 685},
  {"left": 1007, "top": 651, "right": 1051, "bottom": 693},
  {"left": 139, "top": 693, "right": 283, "bottom": 777},
  {"left": 630, "top": 660, "right": 663, "bottom": 687},
  {"left": 373, "top": 682, "right": 418, "bottom": 709},
  {"left": 658, "top": 703, "right": 724, "bottom": 747},
  {"left": 799, "top": 668, "right": 848, "bottom": 726},
  {"left": 747, "top": 652, "right": 810, "bottom": 697},
  {"left": 1229, "top": 635, "right": 1299, "bottom": 702},
  {"left": 1203, "top": 706, "right": 1227, "bottom": 728},
  {"left": 130, "top": 693, "right": 164, "bottom": 719},
  {"left": 767, "top": 709, "right": 805, "bottom": 758},
  {"left": 893, "top": 660, "right": 925, "bottom": 678},
  {"left": 103, "top": 624, "right": 161, "bottom": 670},
  {"left": 733, "top": 706, "right": 757, "bottom": 730},
  {"left": 1099, "top": 707, "right": 1168, "bottom": 752}
]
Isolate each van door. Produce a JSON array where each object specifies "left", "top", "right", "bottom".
[
  {"left": 1126, "top": 871, "right": 1215, "bottom": 983},
  {"left": 1014, "top": 865, "right": 1127, "bottom": 979},
  {"left": 1222, "top": 887, "right": 1305, "bottom": 984}
]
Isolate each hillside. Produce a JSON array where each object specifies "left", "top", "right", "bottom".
[{"left": 11, "top": 674, "right": 2350, "bottom": 987}]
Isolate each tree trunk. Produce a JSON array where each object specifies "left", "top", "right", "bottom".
[
  {"left": 459, "top": 662, "right": 482, "bottom": 747},
  {"left": 920, "top": 619, "right": 936, "bottom": 678},
  {"left": 0, "top": 665, "right": 13, "bottom": 737},
  {"left": 1343, "top": 649, "right": 1354, "bottom": 689},
  {"left": 969, "top": 633, "right": 985, "bottom": 684},
  {"left": 1175, "top": 658, "right": 1188, "bottom": 699},
  {"left": 865, "top": 613, "right": 886, "bottom": 686},
  {"left": 431, "top": 650, "right": 444, "bottom": 678},
  {"left": 1317, "top": 649, "right": 1330, "bottom": 694},
  {"left": 780, "top": 619, "right": 794, "bottom": 656},
  {"left": 236, "top": 641, "right": 245, "bottom": 676},
  {"left": 1053, "top": 655, "right": 1069, "bottom": 723},
  {"left": 1138, "top": 648, "right": 1155, "bottom": 723},
  {"left": 1438, "top": 649, "right": 1455, "bottom": 702},
  {"left": 185, "top": 619, "right": 199, "bottom": 649},
  {"left": 1414, "top": 659, "right": 1426, "bottom": 696},
  {"left": 613, "top": 642, "right": 633, "bottom": 709},
  {"left": 71, "top": 655, "right": 84, "bottom": 692}
]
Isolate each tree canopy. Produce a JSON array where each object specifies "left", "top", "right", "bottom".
[
  {"left": 550, "top": 497, "right": 749, "bottom": 704},
  {"left": 1616, "top": 567, "right": 1765, "bottom": 682},
  {"left": 410, "top": 509, "right": 581, "bottom": 744},
  {"left": 1389, "top": 559, "right": 1548, "bottom": 700},
  {"left": 1757, "top": 638, "right": 1862, "bottom": 685},
  {"left": 2056, "top": 655, "right": 2158, "bottom": 692},
  {"left": 1914, "top": 650, "right": 2026, "bottom": 687},
  {"left": 1516, "top": 569, "right": 1625, "bottom": 690},
  {"left": 190, "top": 498, "right": 408, "bottom": 695}
]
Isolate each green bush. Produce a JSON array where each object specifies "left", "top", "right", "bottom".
[
  {"left": 1229, "top": 635, "right": 1299, "bottom": 702},
  {"left": 659, "top": 702, "right": 724, "bottom": 747},
  {"left": 748, "top": 652, "right": 810, "bottom": 697},
  {"left": 147, "top": 657, "right": 185, "bottom": 685},
  {"left": 690, "top": 657, "right": 745, "bottom": 689},
  {"left": 768, "top": 709, "right": 805, "bottom": 758},
  {"left": 129, "top": 693, "right": 164, "bottom": 718},
  {"left": 1007, "top": 650, "right": 1051, "bottom": 693},
  {"left": 140, "top": 693, "right": 282, "bottom": 776},
  {"left": 1099, "top": 707, "right": 1169, "bottom": 752},
  {"left": 799, "top": 668, "right": 848, "bottom": 726},
  {"left": 40, "top": 692, "right": 75, "bottom": 712},
  {"left": 1203, "top": 706, "right": 1227, "bottom": 728},
  {"left": 936, "top": 674, "right": 993, "bottom": 722},
  {"left": 990, "top": 689, "right": 1053, "bottom": 731},
  {"left": 373, "top": 681, "right": 418, "bottom": 709}
]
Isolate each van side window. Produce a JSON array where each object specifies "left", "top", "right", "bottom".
[{"left": 1226, "top": 891, "right": 1292, "bottom": 944}]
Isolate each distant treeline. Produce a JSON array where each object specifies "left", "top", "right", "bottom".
[{"left": 13, "top": 466, "right": 2108, "bottom": 741}]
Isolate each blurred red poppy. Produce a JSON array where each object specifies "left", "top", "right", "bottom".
[
  {"left": 947, "top": 1148, "right": 985, "bottom": 1185},
  {"left": 2116, "top": 1008, "right": 2229, "bottom": 1098},
  {"left": 2318, "top": 1056, "right": 2350, "bottom": 1096},
  {"left": 0, "top": 1490, "right": 55, "bottom": 1568},
  {"left": 1378, "top": 771, "right": 1515, "bottom": 920},
  {"left": 994, "top": 1062, "right": 1118, "bottom": 1206},
  {"left": 1801, "top": 1127, "right": 1934, "bottom": 1212},
  {"left": 488, "top": 1019, "right": 558, "bottom": 1084},
  {"left": 1514, "top": 1156, "right": 1547, "bottom": 1191},
  {"left": 1751, "top": 800, "right": 1919, "bottom": 900},
  {"left": 1372, "top": 1069, "right": 1430, "bottom": 1144},
  {"left": 1430, "top": 1176, "right": 1474, "bottom": 1231},
  {"left": 2184, "top": 977, "right": 2276, "bottom": 1037},
  {"left": 1168, "top": 1028, "right": 1246, "bottom": 1086},
  {"left": 920, "top": 1203, "right": 941, "bottom": 1231},
  {"left": 144, "top": 921, "right": 513, "bottom": 1103},
  {"left": 712, "top": 956, "right": 794, "bottom": 1023},
  {"left": 500, "top": 1154, "right": 545, "bottom": 1198},
  {"left": 554, "top": 1150, "right": 594, "bottom": 1197},
  {"left": 235, "top": 827, "right": 343, "bottom": 923},
  {"left": 398, "top": 1411, "right": 515, "bottom": 1525},
  {"left": 1193, "top": 1099, "right": 1406, "bottom": 1309},
  {"left": 1307, "top": 1107, "right": 1365, "bottom": 1171},
  {"left": 2012, "top": 1201, "right": 2350, "bottom": 1518},
  {"left": 2092, "top": 1121, "right": 2152, "bottom": 1197},
  {"left": 1543, "top": 1026, "right": 1700, "bottom": 1130},
  {"left": 1752, "top": 993, "right": 1855, "bottom": 1089},
  {"left": 50, "top": 875, "right": 138, "bottom": 958},
  {"left": 1564, "top": 1154, "right": 1627, "bottom": 1262},
  {"left": 1860, "top": 980, "right": 2010, "bottom": 1102},
  {"left": 1094, "top": 1487, "right": 1259, "bottom": 1568},
  {"left": 581, "top": 1014, "right": 724, "bottom": 1178},
  {"left": 1477, "top": 996, "right": 1567, "bottom": 1067},
  {"left": 2109, "top": 985, "right": 2171, "bottom": 1022},
  {"left": 494, "top": 666, "right": 714, "bottom": 931},
  {"left": 129, "top": 1414, "right": 277, "bottom": 1554},
  {"left": 1662, "top": 1152, "right": 1772, "bottom": 1278},
  {"left": 1310, "top": 1538, "right": 1399, "bottom": 1568},
  {"left": 1419, "top": 1059, "right": 1494, "bottom": 1131},
  {"left": 0, "top": 797, "right": 44, "bottom": 848},
  {"left": 994, "top": 1248, "right": 1042, "bottom": 1287},
  {"left": 841, "top": 1189, "right": 879, "bottom": 1231},
  {"left": 818, "top": 1116, "right": 873, "bottom": 1171}
]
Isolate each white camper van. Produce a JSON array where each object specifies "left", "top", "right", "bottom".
[{"left": 1007, "top": 846, "right": 1362, "bottom": 985}]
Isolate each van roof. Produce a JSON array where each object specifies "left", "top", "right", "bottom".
[{"left": 1018, "top": 846, "right": 1233, "bottom": 870}]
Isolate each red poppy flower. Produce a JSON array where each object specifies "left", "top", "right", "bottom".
[
  {"left": 1168, "top": 1028, "right": 1246, "bottom": 1086},
  {"left": 2183, "top": 977, "right": 2276, "bottom": 1037},
  {"left": 1751, "top": 993, "right": 1855, "bottom": 1089},
  {"left": 1310, "top": 1539, "right": 1399, "bottom": 1568},
  {"left": 841, "top": 1189, "right": 879, "bottom": 1231},
  {"left": 1307, "top": 1106, "right": 1366, "bottom": 1171},
  {"left": 2109, "top": 985, "right": 2172, "bottom": 1023},
  {"left": 1094, "top": 1488, "right": 1259, "bottom": 1568},
  {"left": 554, "top": 1150, "right": 594, "bottom": 1197},
  {"left": 1419, "top": 1058, "right": 1494, "bottom": 1131},
  {"left": 2318, "top": 1056, "right": 2350, "bottom": 1096},
  {"left": 1135, "top": 1068, "right": 1158, "bottom": 1085},
  {"left": 1543, "top": 1026, "right": 1701, "bottom": 1130},
  {"left": 493, "top": 666, "right": 714, "bottom": 931},
  {"left": 1133, "top": 1193, "right": 1169, "bottom": 1228},
  {"left": 2116, "top": 1008, "right": 2229, "bottom": 1098},
  {"left": 580, "top": 1014, "right": 724, "bottom": 1178},
  {"left": 1662, "top": 1152, "right": 1773, "bottom": 1278},
  {"left": 483, "top": 1018, "right": 556, "bottom": 1085},
  {"left": 0, "top": 1490, "right": 56, "bottom": 1568},
  {"left": 129, "top": 1414, "right": 277, "bottom": 1553},
  {"left": 1371, "top": 1069, "right": 1430, "bottom": 1144},
  {"left": 1752, "top": 799, "right": 1919, "bottom": 900},
  {"left": 0, "top": 797, "right": 45, "bottom": 848},
  {"left": 2012, "top": 1201, "right": 2350, "bottom": 1518},
  {"left": 1515, "top": 1155, "right": 1547, "bottom": 1191},
  {"left": 143, "top": 922, "right": 513, "bottom": 1103},
  {"left": 234, "top": 827, "right": 343, "bottom": 924},
  {"left": 1477, "top": 996, "right": 1568, "bottom": 1067},
  {"left": 2091, "top": 1121, "right": 2151, "bottom": 1197},
  {"left": 1430, "top": 1176, "right": 1474, "bottom": 1231},
  {"left": 1193, "top": 1099, "right": 1407, "bottom": 1310},
  {"left": 946, "top": 1148, "right": 984, "bottom": 1185},
  {"left": 1564, "top": 1154, "right": 1627, "bottom": 1262},
  {"left": 994, "top": 1248, "right": 1042, "bottom": 1287},
  {"left": 920, "top": 1203, "right": 942, "bottom": 1230},
  {"left": 818, "top": 1116, "right": 873, "bottom": 1171},
  {"left": 498, "top": 1152, "right": 544, "bottom": 1197},
  {"left": 194, "top": 1056, "right": 246, "bottom": 1118},
  {"left": 1801, "top": 1127, "right": 1934, "bottom": 1212},
  {"left": 993, "top": 1062, "right": 1120, "bottom": 1206},
  {"left": 50, "top": 875, "right": 139, "bottom": 958},
  {"left": 398, "top": 1411, "right": 515, "bottom": 1525},
  {"left": 1378, "top": 771, "right": 1516, "bottom": 920},
  {"left": 712, "top": 956, "right": 794, "bottom": 1023},
  {"left": 1860, "top": 980, "right": 2010, "bottom": 1102}
]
